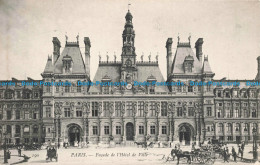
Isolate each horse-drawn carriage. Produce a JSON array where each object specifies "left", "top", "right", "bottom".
[
  {"left": 46, "top": 145, "right": 58, "bottom": 162},
  {"left": 134, "top": 141, "right": 154, "bottom": 148}
]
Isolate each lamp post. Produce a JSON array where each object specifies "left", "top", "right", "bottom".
[
  {"left": 253, "top": 128, "right": 258, "bottom": 161},
  {"left": 3, "top": 132, "right": 8, "bottom": 164},
  {"left": 51, "top": 128, "right": 56, "bottom": 143}
]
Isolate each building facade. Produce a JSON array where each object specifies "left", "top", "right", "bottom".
[{"left": 0, "top": 10, "right": 259, "bottom": 146}]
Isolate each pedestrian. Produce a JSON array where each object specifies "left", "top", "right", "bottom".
[
  {"left": 18, "top": 146, "right": 22, "bottom": 157},
  {"left": 241, "top": 142, "right": 245, "bottom": 152},
  {"left": 223, "top": 150, "right": 229, "bottom": 163},
  {"left": 232, "top": 146, "right": 237, "bottom": 162}
]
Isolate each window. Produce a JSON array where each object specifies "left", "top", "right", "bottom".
[
  {"left": 198, "top": 86, "right": 202, "bottom": 92},
  {"left": 93, "top": 126, "right": 98, "bottom": 135},
  {"left": 46, "top": 86, "right": 50, "bottom": 93},
  {"left": 207, "top": 126, "right": 210, "bottom": 132},
  {"left": 104, "top": 126, "right": 109, "bottom": 135},
  {"left": 207, "top": 107, "right": 212, "bottom": 116},
  {"left": 149, "top": 86, "right": 155, "bottom": 93},
  {"left": 244, "top": 123, "right": 249, "bottom": 131},
  {"left": 218, "top": 103, "right": 222, "bottom": 106},
  {"left": 188, "top": 107, "right": 194, "bottom": 116},
  {"left": 226, "top": 109, "right": 231, "bottom": 118},
  {"left": 126, "top": 102, "right": 133, "bottom": 117},
  {"left": 15, "top": 125, "right": 20, "bottom": 134},
  {"left": 161, "top": 102, "right": 167, "bottom": 116},
  {"left": 217, "top": 91, "right": 222, "bottom": 97},
  {"left": 116, "top": 126, "right": 121, "bottom": 135},
  {"left": 225, "top": 92, "right": 230, "bottom": 98},
  {"left": 227, "top": 136, "right": 233, "bottom": 141},
  {"left": 235, "top": 123, "right": 240, "bottom": 132},
  {"left": 33, "top": 125, "right": 38, "bottom": 133},
  {"left": 115, "top": 102, "right": 121, "bottom": 117},
  {"left": 138, "top": 101, "right": 144, "bottom": 117},
  {"left": 103, "top": 86, "right": 109, "bottom": 94},
  {"left": 6, "top": 125, "right": 11, "bottom": 134},
  {"left": 162, "top": 126, "right": 167, "bottom": 134},
  {"left": 5, "top": 91, "right": 13, "bottom": 99},
  {"left": 177, "top": 86, "right": 182, "bottom": 92},
  {"left": 0, "top": 111, "right": 2, "bottom": 120},
  {"left": 244, "top": 109, "right": 249, "bottom": 118},
  {"left": 150, "top": 126, "right": 155, "bottom": 134},
  {"left": 92, "top": 102, "right": 99, "bottom": 117},
  {"left": 77, "top": 84, "right": 81, "bottom": 93},
  {"left": 150, "top": 102, "right": 156, "bottom": 116},
  {"left": 33, "top": 138, "right": 38, "bottom": 143},
  {"left": 206, "top": 85, "right": 211, "bottom": 92},
  {"left": 103, "top": 102, "right": 110, "bottom": 117},
  {"left": 16, "top": 110, "right": 20, "bottom": 120},
  {"left": 227, "top": 123, "right": 232, "bottom": 132},
  {"left": 139, "top": 126, "right": 144, "bottom": 134},
  {"left": 33, "top": 112, "right": 37, "bottom": 119},
  {"left": 252, "top": 109, "right": 257, "bottom": 118},
  {"left": 177, "top": 107, "right": 182, "bottom": 117},
  {"left": 218, "top": 123, "right": 223, "bottom": 132},
  {"left": 56, "top": 86, "right": 59, "bottom": 92},
  {"left": 64, "top": 108, "right": 71, "bottom": 117},
  {"left": 46, "top": 107, "right": 51, "bottom": 118},
  {"left": 234, "top": 108, "right": 239, "bottom": 118},
  {"left": 7, "top": 111, "right": 11, "bottom": 120},
  {"left": 65, "top": 86, "right": 70, "bottom": 93},
  {"left": 188, "top": 86, "right": 193, "bottom": 92},
  {"left": 217, "top": 109, "right": 222, "bottom": 118},
  {"left": 25, "top": 111, "right": 29, "bottom": 119},
  {"left": 24, "top": 138, "right": 29, "bottom": 144},
  {"left": 76, "top": 108, "right": 82, "bottom": 117},
  {"left": 17, "top": 91, "right": 21, "bottom": 98},
  {"left": 34, "top": 92, "right": 39, "bottom": 98}
]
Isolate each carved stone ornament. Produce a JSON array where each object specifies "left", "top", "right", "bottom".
[{"left": 121, "top": 102, "right": 125, "bottom": 114}]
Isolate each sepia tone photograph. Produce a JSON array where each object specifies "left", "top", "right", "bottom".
[{"left": 0, "top": 0, "right": 260, "bottom": 164}]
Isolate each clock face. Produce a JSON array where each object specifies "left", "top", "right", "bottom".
[{"left": 125, "top": 59, "right": 132, "bottom": 67}]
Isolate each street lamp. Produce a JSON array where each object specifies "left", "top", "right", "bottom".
[
  {"left": 252, "top": 128, "right": 258, "bottom": 161},
  {"left": 3, "top": 132, "right": 8, "bottom": 164}
]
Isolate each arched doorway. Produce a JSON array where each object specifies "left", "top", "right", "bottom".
[
  {"left": 179, "top": 125, "right": 192, "bottom": 145},
  {"left": 68, "top": 124, "right": 81, "bottom": 146},
  {"left": 126, "top": 122, "right": 134, "bottom": 141}
]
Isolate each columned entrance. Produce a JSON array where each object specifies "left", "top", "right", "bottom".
[
  {"left": 178, "top": 123, "right": 194, "bottom": 145},
  {"left": 67, "top": 124, "right": 82, "bottom": 146},
  {"left": 126, "top": 122, "right": 134, "bottom": 141}
]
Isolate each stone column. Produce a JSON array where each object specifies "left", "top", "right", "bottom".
[
  {"left": 223, "top": 122, "right": 226, "bottom": 143},
  {"left": 20, "top": 125, "right": 24, "bottom": 143}
]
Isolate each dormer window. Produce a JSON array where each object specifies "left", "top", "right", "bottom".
[
  {"left": 102, "top": 75, "right": 111, "bottom": 94},
  {"left": 183, "top": 55, "right": 194, "bottom": 73},
  {"left": 147, "top": 75, "right": 156, "bottom": 94},
  {"left": 62, "top": 54, "right": 73, "bottom": 73}
]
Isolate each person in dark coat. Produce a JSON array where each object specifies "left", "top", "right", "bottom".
[
  {"left": 232, "top": 146, "right": 237, "bottom": 162},
  {"left": 223, "top": 149, "right": 229, "bottom": 162},
  {"left": 18, "top": 146, "right": 22, "bottom": 157}
]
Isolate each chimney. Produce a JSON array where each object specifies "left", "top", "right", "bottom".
[
  {"left": 52, "top": 37, "right": 61, "bottom": 63},
  {"left": 166, "top": 38, "right": 173, "bottom": 77},
  {"left": 84, "top": 37, "right": 91, "bottom": 76},
  {"left": 256, "top": 56, "right": 260, "bottom": 80},
  {"left": 195, "top": 38, "right": 203, "bottom": 63}
]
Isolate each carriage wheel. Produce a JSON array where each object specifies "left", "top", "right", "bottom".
[{"left": 150, "top": 144, "right": 154, "bottom": 148}]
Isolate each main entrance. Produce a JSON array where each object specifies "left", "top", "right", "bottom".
[
  {"left": 68, "top": 125, "right": 81, "bottom": 146},
  {"left": 126, "top": 122, "right": 134, "bottom": 141},
  {"left": 179, "top": 125, "right": 192, "bottom": 145}
]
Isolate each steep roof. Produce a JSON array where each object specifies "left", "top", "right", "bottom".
[
  {"left": 43, "top": 56, "right": 53, "bottom": 73},
  {"left": 202, "top": 56, "right": 213, "bottom": 73},
  {"left": 172, "top": 45, "right": 202, "bottom": 74},
  {"left": 54, "top": 45, "right": 86, "bottom": 74}
]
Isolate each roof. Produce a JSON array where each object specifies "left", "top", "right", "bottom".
[
  {"left": 54, "top": 45, "right": 86, "bottom": 74},
  {"left": 202, "top": 56, "right": 213, "bottom": 73},
  {"left": 43, "top": 56, "right": 53, "bottom": 73},
  {"left": 89, "top": 64, "right": 169, "bottom": 93},
  {"left": 172, "top": 46, "right": 202, "bottom": 74}
]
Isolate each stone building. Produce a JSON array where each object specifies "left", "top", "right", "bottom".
[{"left": 0, "top": 10, "right": 259, "bottom": 146}]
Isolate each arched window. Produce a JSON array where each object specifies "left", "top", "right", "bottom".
[
  {"left": 235, "top": 123, "right": 240, "bottom": 132},
  {"left": 227, "top": 123, "right": 232, "bottom": 132},
  {"left": 218, "top": 123, "right": 223, "bottom": 132},
  {"left": 252, "top": 109, "right": 257, "bottom": 118},
  {"left": 6, "top": 125, "right": 11, "bottom": 134},
  {"left": 15, "top": 125, "right": 21, "bottom": 134},
  {"left": 244, "top": 123, "right": 249, "bottom": 132},
  {"left": 33, "top": 125, "right": 38, "bottom": 133}
]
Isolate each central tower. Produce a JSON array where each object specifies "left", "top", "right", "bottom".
[{"left": 120, "top": 10, "right": 137, "bottom": 83}]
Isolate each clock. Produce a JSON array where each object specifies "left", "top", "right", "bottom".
[{"left": 126, "top": 84, "right": 132, "bottom": 90}]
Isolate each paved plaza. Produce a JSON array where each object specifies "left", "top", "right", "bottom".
[{"left": 0, "top": 144, "right": 260, "bottom": 165}]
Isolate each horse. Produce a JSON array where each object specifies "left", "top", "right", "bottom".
[
  {"left": 171, "top": 149, "right": 191, "bottom": 164},
  {"left": 134, "top": 141, "right": 147, "bottom": 148}
]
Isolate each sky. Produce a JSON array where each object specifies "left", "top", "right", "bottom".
[{"left": 0, "top": 0, "right": 260, "bottom": 80}]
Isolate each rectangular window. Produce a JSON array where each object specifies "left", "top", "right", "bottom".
[
  {"left": 7, "top": 111, "right": 12, "bottom": 120},
  {"left": 93, "top": 126, "right": 98, "bottom": 135},
  {"left": 162, "top": 126, "right": 167, "bottom": 134},
  {"left": 177, "top": 86, "right": 182, "bottom": 92},
  {"left": 227, "top": 136, "right": 233, "bottom": 141},
  {"left": 16, "top": 110, "right": 20, "bottom": 120},
  {"left": 161, "top": 102, "right": 167, "bottom": 116},
  {"left": 15, "top": 125, "right": 20, "bottom": 134},
  {"left": 150, "top": 126, "right": 155, "bottom": 135},
  {"left": 64, "top": 108, "right": 71, "bottom": 117},
  {"left": 33, "top": 112, "right": 37, "bottom": 119},
  {"left": 25, "top": 111, "right": 29, "bottom": 119},
  {"left": 138, "top": 101, "right": 144, "bottom": 117},
  {"left": 103, "top": 86, "right": 109, "bottom": 94},
  {"left": 46, "top": 86, "right": 50, "bottom": 93},
  {"left": 17, "top": 91, "right": 21, "bottom": 98},
  {"left": 177, "top": 107, "right": 182, "bottom": 117},
  {"left": 103, "top": 102, "right": 110, "bottom": 117},
  {"left": 115, "top": 102, "right": 121, "bottom": 117},
  {"left": 24, "top": 138, "right": 29, "bottom": 144},
  {"left": 77, "top": 85, "right": 81, "bottom": 93},
  {"left": 188, "top": 107, "right": 194, "bottom": 116},
  {"left": 116, "top": 126, "right": 121, "bottom": 135},
  {"left": 34, "top": 92, "right": 39, "bottom": 98},
  {"left": 126, "top": 102, "right": 133, "bottom": 117},
  {"left": 252, "top": 109, "right": 257, "bottom": 118},
  {"left": 56, "top": 86, "right": 59, "bottom": 92},
  {"left": 139, "top": 126, "right": 144, "bottom": 134},
  {"left": 207, "top": 107, "right": 212, "bottom": 116},
  {"left": 234, "top": 109, "right": 239, "bottom": 118},
  {"left": 6, "top": 125, "right": 11, "bottom": 134},
  {"left": 46, "top": 107, "right": 51, "bottom": 118},
  {"left": 104, "top": 126, "right": 109, "bottom": 135},
  {"left": 150, "top": 102, "right": 156, "bottom": 116},
  {"left": 65, "top": 86, "right": 70, "bottom": 93},
  {"left": 188, "top": 86, "right": 193, "bottom": 92},
  {"left": 76, "top": 108, "right": 82, "bottom": 117},
  {"left": 92, "top": 102, "right": 99, "bottom": 117}
]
